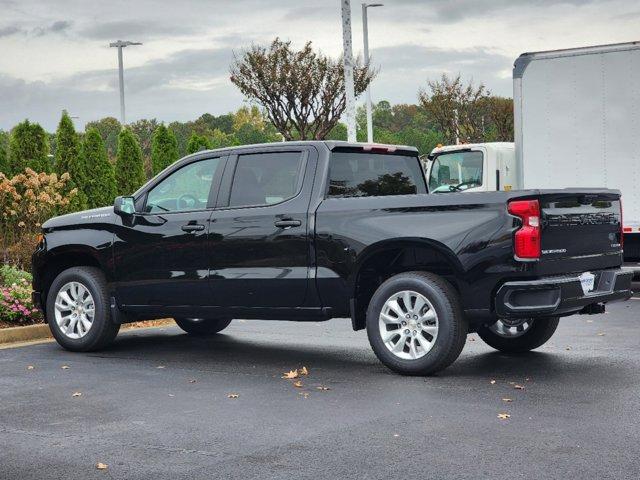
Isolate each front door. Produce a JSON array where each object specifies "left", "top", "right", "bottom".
[
  {"left": 208, "top": 148, "right": 315, "bottom": 308},
  {"left": 114, "top": 155, "right": 226, "bottom": 308}
]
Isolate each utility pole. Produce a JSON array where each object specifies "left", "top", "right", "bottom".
[
  {"left": 109, "top": 40, "right": 142, "bottom": 125},
  {"left": 341, "top": 0, "right": 357, "bottom": 143},
  {"left": 362, "top": 3, "right": 383, "bottom": 143}
]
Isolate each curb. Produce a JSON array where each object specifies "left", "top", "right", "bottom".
[{"left": 0, "top": 324, "right": 52, "bottom": 345}]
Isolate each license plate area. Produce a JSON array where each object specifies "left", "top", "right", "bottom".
[{"left": 579, "top": 272, "right": 596, "bottom": 295}]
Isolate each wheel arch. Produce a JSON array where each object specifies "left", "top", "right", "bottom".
[{"left": 349, "top": 238, "right": 465, "bottom": 331}]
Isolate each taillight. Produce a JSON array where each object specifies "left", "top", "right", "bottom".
[{"left": 508, "top": 199, "right": 541, "bottom": 260}]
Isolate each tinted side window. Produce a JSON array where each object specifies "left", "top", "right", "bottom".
[
  {"left": 229, "top": 152, "right": 304, "bottom": 207},
  {"left": 327, "top": 152, "right": 426, "bottom": 198},
  {"left": 145, "top": 158, "right": 220, "bottom": 213}
]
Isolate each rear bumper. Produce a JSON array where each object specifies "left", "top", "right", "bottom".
[{"left": 495, "top": 268, "right": 633, "bottom": 318}]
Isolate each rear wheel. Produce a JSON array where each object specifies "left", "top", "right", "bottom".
[
  {"left": 477, "top": 317, "right": 560, "bottom": 353},
  {"left": 174, "top": 317, "right": 232, "bottom": 335},
  {"left": 366, "top": 271, "right": 467, "bottom": 376},
  {"left": 46, "top": 267, "right": 120, "bottom": 351}
]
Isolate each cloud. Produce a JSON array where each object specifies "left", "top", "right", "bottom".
[
  {"left": 79, "top": 20, "right": 196, "bottom": 41},
  {"left": 0, "top": 25, "right": 20, "bottom": 37},
  {"left": 33, "top": 20, "right": 72, "bottom": 36}
]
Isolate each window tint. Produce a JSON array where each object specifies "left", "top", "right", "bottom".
[
  {"left": 428, "top": 151, "right": 483, "bottom": 193},
  {"left": 327, "top": 152, "right": 426, "bottom": 198},
  {"left": 229, "top": 152, "right": 304, "bottom": 207},
  {"left": 145, "top": 158, "right": 220, "bottom": 213}
]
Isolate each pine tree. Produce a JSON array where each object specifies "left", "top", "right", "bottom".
[
  {"left": 53, "top": 111, "right": 87, "bottom": 212},
  {"left": 0, "top": 131, "right": 8, "bottom": 174},
  {"left": 82, "top": 128, "right": 117, "bottom": 208},
  {"left": 151, "top": 124, "right": 179, "bottom": 175},
  {"left": 115, "top": 128, "right": 146, "bottom": 195},
  {"left": 186, "top": 132, "right": 212, "bottom": 154},
  {"left": 8, "top": 120, "right": 51, "bottom": 174}
]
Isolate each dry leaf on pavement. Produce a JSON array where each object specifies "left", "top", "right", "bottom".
[
  {"left": 156, "top": 365, "right": 166, "bottom": 369},
  {"left": 26, "top": 365, "right": 34, "bottom": 370},
  {"left": 96, "top": 462, "right": 108, "bottom": 470},
  {"left": 497, "top": 413, "right": 510, "bottom": 419},
  {"left": 72, "top": 392, "right": 82, "bottom": 397},
  {"left": 490, "top": 379, "right": 496, "bottom": 385},
  {"left": 597, "top": 332, "right": 606, "bottom": 336},
  {"left": 61, "top": 365, "right": 70, "bottom": 370},
  {"left": 282, "top": 369, "right": 299, "bottom": 379},
  {"left": 299, "top": 366, "right": 309, "bottom": 376},
  {"left": 227, "top": 393, "right": 239, "bottom": 399},
  {"left": 188, "top": 379, "right": 197, "bottom": 384},
  {"left": 514, "top": 385, "right": 525, "bottom": 390},
  {"left": 293, "top": 380, "right": 303, "bottom": 388},
  {"left": 298, "top": 392, "right": 309, "bottom": 398},
  {"left": 502, "top": 398, "right": 513, "bottom": 403},
  {"left": 316, "top": 386, "right": 331, "bottom": 391}
]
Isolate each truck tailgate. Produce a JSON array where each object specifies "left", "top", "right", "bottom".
[{"left": 537, "top": 190, "right": 623, "bottom": 273}]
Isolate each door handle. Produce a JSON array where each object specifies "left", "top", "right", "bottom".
[
  {"left": 181, "top": 223, "right": 205, "bottom": 232},
  {"left": 274, "top": 219, "right": 301, "bottom": 228}
]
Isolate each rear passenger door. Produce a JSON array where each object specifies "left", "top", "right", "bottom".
[{"left": 208, "top": 147, "right": 317, "bottom": 308}]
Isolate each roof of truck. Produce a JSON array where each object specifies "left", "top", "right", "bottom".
[
  {"left": 184, "top": 141, "right": 419, "bottom": 160},
  {"left": 429, "top": 142, "right": 514, "bottom": 155}
]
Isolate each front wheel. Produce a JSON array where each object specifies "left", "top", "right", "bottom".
[
  {"left": 477, "top": 317, "right": 560, "bottom": 353},
  {"left": 366, "top": 271, "right": 467, "bottom": 376},
  {"left": 174, "top": 317, "right": 232, "bottom": 335}
]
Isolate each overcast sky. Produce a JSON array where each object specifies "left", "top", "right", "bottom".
[{"left": 0, "top": 0, "right": 638, "bottom": 131}]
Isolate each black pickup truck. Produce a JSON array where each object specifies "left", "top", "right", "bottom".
[{"left": 32, "top": 141, "right": 632, "bottom": 375}]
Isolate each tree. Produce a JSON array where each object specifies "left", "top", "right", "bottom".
[
  {"left": 0, "top": 131, "right": 8, "bottom": 174},
  {"left": 115, "top": 128, "right": 145, "bottom": 195},
  {"left": 130, "top": 118, "right": 160, "bottom": 177},
  {"left": 151, "top": 124, "right": 179, "bottom": 175},
  {"left": 485, "top": 97, "right": 514, "bottom": 141},
  {"left": 54, "top": 111, "right": 82, "bottom": 177},
  {"left": 186, "top": 133, "right": 212, "bottom": 154},
  {"left": 8, "top": 120, "right": 51, "bottom": 174},
  {"left": 85, "top": 117, "right": 121, "bottom": 160},
  {"left": 82, "top": 128, "right": 117, "bottom": 208},
  {"left": 230, "top": 38, "right": 375, "bottom": 140},
  {"left": 419, "top": 74, "right": 490, "bottom": 144}
]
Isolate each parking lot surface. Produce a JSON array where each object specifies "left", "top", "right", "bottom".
[{"left": 1, "top": 299, "right": 639, "bottom": 479}]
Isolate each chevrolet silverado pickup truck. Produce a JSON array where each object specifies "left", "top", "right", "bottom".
[{"left": 32, "top": 141, "right": 633, "bottom": 375}]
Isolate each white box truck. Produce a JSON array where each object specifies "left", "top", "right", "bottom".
[{"left": 425, "top": 41, "right": 640, "bottom": 266}]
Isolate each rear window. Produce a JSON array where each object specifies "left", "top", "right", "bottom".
[{"left": 327, "top": 152, "right": 426, "bottom": 198}]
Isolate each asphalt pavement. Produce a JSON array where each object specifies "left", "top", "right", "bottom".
[{"left": 1, "top": 297, "right": 639, "bottom": 479}]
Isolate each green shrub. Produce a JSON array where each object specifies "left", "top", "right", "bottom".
[
  {"left": 0, "top": 264, "right": 32, "bottom": 286},
  {"left": 115, "top": 128, "right": 146, "bottom": 195}
]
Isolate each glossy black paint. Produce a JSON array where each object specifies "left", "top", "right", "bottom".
[{"left": 32, "top": 141, "right": 626, "bottom": 326}]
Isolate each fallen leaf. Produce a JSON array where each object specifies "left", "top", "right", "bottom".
[
  {"left": 393, "top": 434, "right": 400, "bottom": 437},
  {"left": 227, "top": 393, "right": 239, "bottom": 399},
  {"left": 188, "top": 379, "right": 197, "bottom": 384},
  {"left": 298, "top": 392, "right": 309, "bottom": 398},
  {"left": 299, "top": 366, "right": 309, "bottom": 376},
  {"left": 497, "top": 413, "right": 511, "bottom": 420},
  {"left": 168, "top": 394, "right": 175, "bottom": 398},
  {"left": 597, "top": 332, "right": 606, "bottom": 336},
  {"left": 490, "top": 379, "right": 496, "bottom": 385},
  {"left": 525, "top": 377, "right": 531, "bottom": 382},
  {"left": 96, "top": 463, "right": 108, "bottom": 470},
  {"left": 587, "top": 319, "right": 594, "bottom": 323},
  {"left": 514, "top": 385, "right": 525, "bottom": 390},
  {"left": 502, "top": 398, "right": 513, "bottom": 403},
  {"left": 26, "top": 365, "right": 34, "bottom": 370},
  {"left": 61, "top": 365, "right": 70, "bottom": 370},
  {"left": 316, "top": 386, "right": 331, "bottom": 391},
  {"left": 293, "top": 380, "right": 303, "bottom": 388},
  {"left": 469, "top": 337, "right": 475, "bottom": 342},
  {"left": 282, "top": 369, "right": 298, "bottom": 379},
  {"left": 565, "top": 347, "right": 572, "bottom": 351},
  {"left": 156, "top": 365, "right": 166, "bottom": 369},
  {"left": 72, "top": 392, "right": 82, "bottom": 397}
]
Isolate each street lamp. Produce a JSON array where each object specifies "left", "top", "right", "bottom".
[
  {"left": 109, "top": 40, "right": 142, "bottom": 125},
  {"left": 362, "top": 2, "right": 383, "bottom": 143}
]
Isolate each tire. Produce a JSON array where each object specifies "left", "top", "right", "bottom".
[
  {"left": 46, "top": 266, "right": 120, "bottom": 352},
  {"left": 174, "top": 317, "right": 232, "bottom": 335},
  {"left": 366, "top": 271, "right": 467, "bottom": 376},
  {"left": 477, "top": 317, "right": 560, "bottom": 353}
]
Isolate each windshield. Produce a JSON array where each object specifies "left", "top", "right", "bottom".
[{"left": 428, "top": 151, "right": 483, "bottom": 193}]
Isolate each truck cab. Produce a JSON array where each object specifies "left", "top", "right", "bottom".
[{"left": 425, "top": 142, "right": 517, "bottom": 193}]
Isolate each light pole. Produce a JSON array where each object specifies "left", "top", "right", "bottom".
[
  {"left": 341, "top": 0, "right": 357, "bottom": 143},
  {"left": 362, "top": 2, "right": 383, "bottom": 143},
  {"left": 109, "top": 40, "right": 142, "bottom": 125}
]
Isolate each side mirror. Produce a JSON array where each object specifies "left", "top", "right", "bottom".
[{"left": 114, "top": 196, "right": 136, "bottom": 216}]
